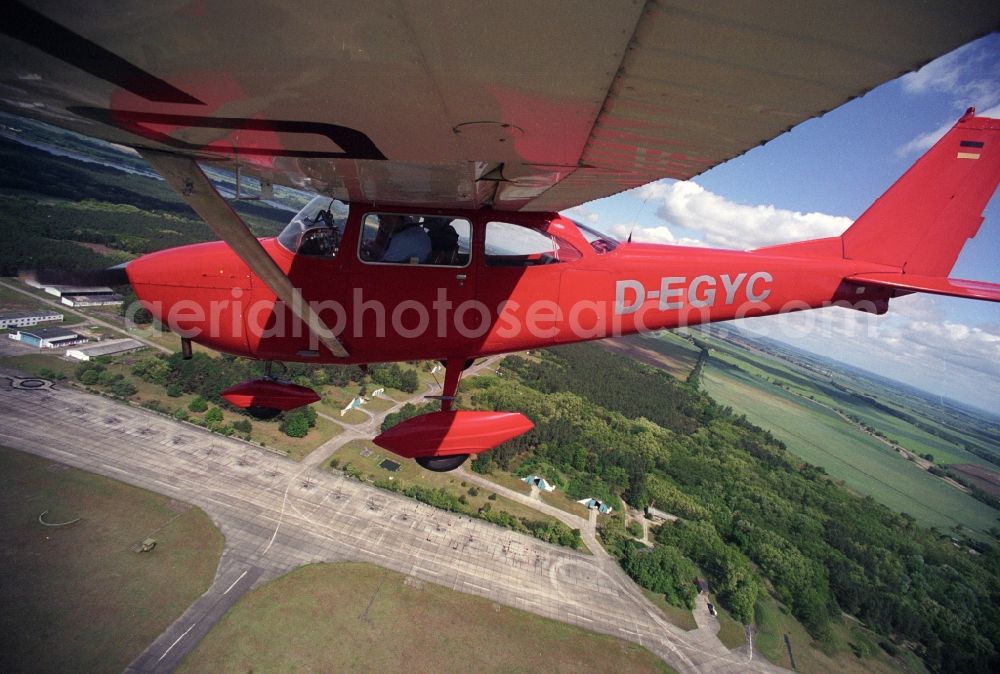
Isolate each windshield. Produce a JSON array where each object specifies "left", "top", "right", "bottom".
[
  {"left": 570, "top": 219, "right": 619, "bottom": 254},
  {"left": 277, "top": 196, "right": 349, "bottom": 257}
]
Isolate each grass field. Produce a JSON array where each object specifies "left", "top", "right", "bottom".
[
  {"left": 473, "top": 467, "right": 532, "bottom": 496},
  {"left": 713, "top": 604, "right": 747, "bottom": 649},
  {"left": 0, "top": 352, "right": 78, "bottom": 378},
  {"left": 0, "top": 281, "right": 88, "bottom": 327},
  {"left": 0, "top": 281, "right": 36, "bottom": 308},
  {"left": 640, "top": 588, "right": 698, "bottom": 631},
  {"left": 178, "top": 562, "right": 676, "bottom": 674},
  {"left": 332, "top": 440, "right": 590, "bottom": 552},
  {"left": 752, "top": 594, "right": 919, "bottom": 674},
  {"left": 332, "top": 439, "right": 583, "bottom": 542},
  {"left": 705, "top": 337, "right": 997, "bottom": 469},
  {"left": 0, "top": 445, "right": 223, "bottom": 673},
  {"left": 540, "top": 486, "right": 593, "bottom": 518},
  {"left": 702, "top": 360, "right": 999, "bottom": 535}
]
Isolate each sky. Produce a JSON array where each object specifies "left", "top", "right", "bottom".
[{"left": 565, "top": 33, "right": 1000, "bottom": 414}]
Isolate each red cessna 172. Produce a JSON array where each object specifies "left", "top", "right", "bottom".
[{"left": 2, "top": 2, "right": 999, "bottom": 471}]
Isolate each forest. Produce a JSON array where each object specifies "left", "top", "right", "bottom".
[
  {"left": 467, "top": 345, "right": 1000, "bottom": 674},
  {"left": 0, "top": 137, "right": 287, "bottom": 275}
]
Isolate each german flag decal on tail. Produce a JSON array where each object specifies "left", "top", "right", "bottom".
[{"left": 958, "top": 139, "right": 984, "bottom": 159}]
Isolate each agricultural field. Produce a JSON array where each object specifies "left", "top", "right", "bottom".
[
  {"left": 704, "top": 333, "right": 998, "bottom": 469},
  {"left": 699, "top": 333, "right": 999, "bottom": 535},
  {"left": 177, "top": 562, "right": 676, "bottom": 674},
  {"left": 599, "top": 330, "right": 702, "bottom": 380},
  {"left": 752, "top": 594, "right": 917, "bottom": 674},
  {"left": 0, "top": 446, "right": 223, "bottom": 673}
]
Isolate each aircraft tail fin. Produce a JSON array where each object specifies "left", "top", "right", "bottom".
[{"left": 841, "top": 109, "right": 1000, "bottom": 276}]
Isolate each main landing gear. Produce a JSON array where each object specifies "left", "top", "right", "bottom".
[{"left": 220, "top": 360, "right": 321, "bottom": 420}]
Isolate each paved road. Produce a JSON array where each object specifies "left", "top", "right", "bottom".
[{"left": 0, "top": 370, "right": 788, "bottom": 674}]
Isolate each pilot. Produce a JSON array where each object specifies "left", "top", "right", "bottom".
[
  {"left": 425, "top": 217, "right": 460, "bottom": 265},
  {"left": 378, "top": 215, "right": 432, "bottom": 264}
]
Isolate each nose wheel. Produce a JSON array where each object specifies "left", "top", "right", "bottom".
[{"left": 247, "top": 406, "right": 282, "bottom": 420}]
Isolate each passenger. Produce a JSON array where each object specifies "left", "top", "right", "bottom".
[{"left": 379, "top": 216, "right": 432, "bottom": 264}]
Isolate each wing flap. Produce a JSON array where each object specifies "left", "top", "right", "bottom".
[{"left": 846, "top": 273, "right": 1000, "bottom": 303}]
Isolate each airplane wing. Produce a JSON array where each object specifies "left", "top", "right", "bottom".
[{"left": 1, "top": 1, "right": 998, "bottom": 212}]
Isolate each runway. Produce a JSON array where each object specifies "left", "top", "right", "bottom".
[{"left": 0, "top": 372, "right": 787, "bottom": 673}]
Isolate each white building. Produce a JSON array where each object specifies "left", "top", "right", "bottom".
[
  {"left": 61, "top": 293, "right": 124, "bottom": 308},
  {"left": 9, "top": 327, "right": 86, "bottom": 349},
  {"left": 66, "top": 338, "right": 145, "bottom": 361},
  {"left": 0, "top": 310, "right": 63, "bottom": 329},
  {"left": 42, "top": 285, "right": 115, "bottom": 298}
]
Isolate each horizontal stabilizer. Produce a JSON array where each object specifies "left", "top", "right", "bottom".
[{"left": 845, "top": 273, "right": 1000, "bottom": 303}]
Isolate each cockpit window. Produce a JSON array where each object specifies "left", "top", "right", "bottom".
[
  {"left": 485, "top": 221, "right": 582, "bottom": 266},
  {"left": 277, "top": 196, "right": 348, "bottom": 257},
  {"left": 571, "top": 219, "right": 619, "bottom": 254}
]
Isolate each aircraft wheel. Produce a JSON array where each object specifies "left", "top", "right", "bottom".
[
  {"left": 415, "top": 454, "right": 469, "bottom": 472},
  {"left": 247, "top": 406, "right": 282, "bottom": 420}
]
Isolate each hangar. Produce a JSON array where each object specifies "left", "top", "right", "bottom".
[
  {"left": 0, "top": 309, "right": 63, "bottom": 329},
  {"left": 67, "top": 339, "right": 146, "bottom": 361},
  {"left": 8, "top": 327, "right": 86, "bottom": 349}
]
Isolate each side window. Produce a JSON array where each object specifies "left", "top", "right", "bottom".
[
  {"left": 359, "top": 214, "right": 471, "bottom": 266},
  {"left": 485, "top": 221, "right": 581, "bottom": 267}
]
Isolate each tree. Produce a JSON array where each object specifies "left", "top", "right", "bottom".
[
  {"left": 399, "top": 369, "right": 419, "bottom": 393},
  {"left": 109, "top": 379, "right": 136, "bottom": 398},
  {"left": 280, "top": 409, "right": 312, "bottom": 438},
  {"left": 131, "top": 357, "right": 169, "bottom": 385},
  {"left": 621, "top": 543, "right": 698, "bottom": 609},
  {"left": 204, "top": 407, "right": 224, "bottom": 427},
  {"left": 188, "top": 396, "right": 208, "bottom": 413}
]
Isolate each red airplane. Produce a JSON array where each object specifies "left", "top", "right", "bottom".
[{"left": 3, "top": 2, "right": 1000, "bottom": 471}]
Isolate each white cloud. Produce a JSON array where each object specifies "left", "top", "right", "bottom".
[
  {"left": 897, "top": 36, "right": 1000, "bottom": 156},
  {"left": 639, "top": 181, "right": 852, "bottom": 249},
  {"left": 601, "top": 221, "right": 705, "bottom": 247},
  {"left": 563, "top": 206, "right": 601, "bottom": 225},
  {"left": 900, "top": 49, "right": 964, "bottom": 94},
  {"left": 895, "top": 101, "right": 1000, "bottom": 156},
  {"left": 896, "top": 121, "right": 952, "bottom": 156}
]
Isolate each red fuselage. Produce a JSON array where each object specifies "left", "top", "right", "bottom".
[{"left": 126, "top": 206, "right": 896, "bottom": 365}]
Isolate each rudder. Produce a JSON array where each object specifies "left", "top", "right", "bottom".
[{"left": 842, "top": 109, "right": 1000, "bottom": 276}]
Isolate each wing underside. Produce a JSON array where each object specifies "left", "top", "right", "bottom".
[{"left": 2, "top": 1, "right": 998, "bottom": 210}]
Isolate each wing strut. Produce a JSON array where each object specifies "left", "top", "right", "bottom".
[{"left": 139, "top": 150, "right": 349, "bottom": 358}]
